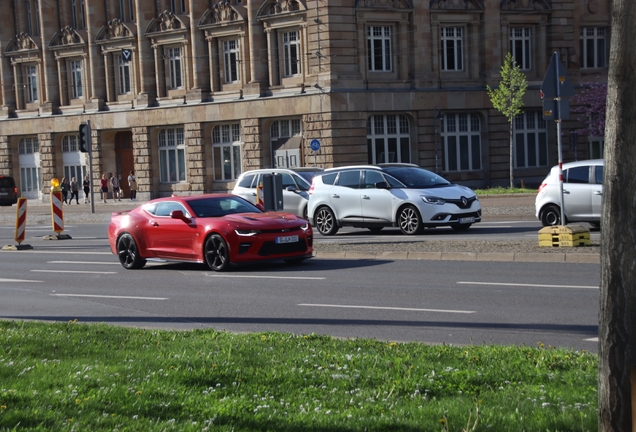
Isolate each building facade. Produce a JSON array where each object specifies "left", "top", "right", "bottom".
[{"left": 0, "top": 0, "right": 610, "bottom": 201}]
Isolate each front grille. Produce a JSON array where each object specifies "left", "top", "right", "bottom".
[
  {"left": 257, "top": 226, "right": 302, "bottom": 235},
  {"left": 238, "top": 243, "right": 252, "bottom": 255},
  {"left": 431, "top": 210, "right": 481, "bottom": 222},
  {"left": 446, "top": 196, "right": 478, "bottom": 209},
  {"left": 258, "top": 239, "right": 308, "bottom": 256}
]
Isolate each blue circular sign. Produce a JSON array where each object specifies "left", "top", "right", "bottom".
[{"left": 310, "top": 139, "right": 321, "bottom": 152}]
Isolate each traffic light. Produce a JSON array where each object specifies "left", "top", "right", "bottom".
[{"left": 78, "top": 123, "right": 89, "bottom": 153}]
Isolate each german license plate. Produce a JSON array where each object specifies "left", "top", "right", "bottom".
[
  {"left": 0, "top": 192, "right": 7, "bottom": 196},
  {"left": 459, "top": 217, "right": 475, "bottom": 224},
  {"left": 276, "top": 235, "right": 298, "bottom": 244}
]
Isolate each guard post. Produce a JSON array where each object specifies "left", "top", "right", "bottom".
[
  {"left": 262, "top": 173, "right": 283, "bottom": 212},
  {"left": 2, "top": 197, "right": 33, "bottom": 251},
  {"left": 45, "top": 178, "right": 72, "bottom": 240}
]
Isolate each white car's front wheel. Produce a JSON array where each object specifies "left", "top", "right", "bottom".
[
  {"left": 398, "top": 205, "right": 423, "bottom": 235},
  {"left": 315, "top": 206, "right": 339, "bottom": 236}
]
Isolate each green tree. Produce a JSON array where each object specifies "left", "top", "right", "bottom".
[{"left": 487, "top": 52, "right": 528, "bottom": 188}]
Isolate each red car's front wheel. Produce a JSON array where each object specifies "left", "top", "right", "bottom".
[
  {"left": 117, "top": 233, "right": 146, "bottom": 269},
  {"left": 204, "top": 234, "right": 230, "bottom": 272}
]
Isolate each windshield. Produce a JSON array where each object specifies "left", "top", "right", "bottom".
[
  {"left": 382, "top": 167, "right": 451, "bottom": 188},
  {"left": 187, "top": 196, "right": 262, "bottom": 218}
]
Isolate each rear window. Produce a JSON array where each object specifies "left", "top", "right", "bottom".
[
  {"left": 320, "top": 173, "right": 337, "bottom": 185},
  {"left": 0, "top": 177, "right": 16, "bottom": 187},
  {"left": 237, "top": 174, "right": 255, "bottom": 188}
]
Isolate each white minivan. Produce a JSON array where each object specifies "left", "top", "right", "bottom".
[{"left": 535, "top": 159, "right": 603, "bottom": 227}]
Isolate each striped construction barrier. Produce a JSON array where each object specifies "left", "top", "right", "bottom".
[
  {"left": 44, "top": 190, "right": 71, "bottom": 240},
  {"left": 1, "top": 197, "right": 32, "bottom": 250}
]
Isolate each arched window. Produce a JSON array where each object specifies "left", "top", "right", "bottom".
[
  {"left": 441, "top": 113, "right": 482, "bottom": 172},
  {"left": 366, "top": 115, "right": 411, "bottom": 164}
]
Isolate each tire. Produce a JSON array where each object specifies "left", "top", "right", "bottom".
[
  {"left": 204, "top": 234, "right": 231, "bottom": 271},
  {"left": 451, "top": 223, "right": 472, "bottom": 231},
  {"left": 540, "top": 204, "right": 562, "bottom": 226},
  {"left": 398, "top": 205, "right": 423, "bottom": 235},
  {"left": 315, "top": 206, "right": 339, "bottom": 236},
  {"left": 117, "top": 233, "right": 146, "bottom": 269},
  {"left": 367, "top": 227, "right": 383, "bottom": 233}
]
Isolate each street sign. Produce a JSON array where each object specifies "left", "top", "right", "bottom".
[
  {"left": 541, "top": 52, "right": 574, "bottom": 99},
  {"left": 121, "top": 49, "right": 132, "bottom": 62},
  {"left": 542, "top": 99, "right": 570, "bottom": 121},
  {"left": 310, "top": 139, "right": 321, "bottom": 152}
]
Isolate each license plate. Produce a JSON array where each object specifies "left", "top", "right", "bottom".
[
  {"left": 458, "top": 217, "right": 475, "bottom": 224},
  {"left": 0, "top": 192, "right": 7, "bottom": 196},
  {"left": 276, "top": 235, "right": 299, "bottom": 244}
]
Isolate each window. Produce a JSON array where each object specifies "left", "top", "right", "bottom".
[
  {"left": 79, "top": 0, "right": 86, "bottom": 29},
  {"left": 580, "top": 27, "right": 606, "bottom": 69},
  {"left": 565, "top": 166, "right": 589, "bottom": 184},
  {"left": 590, "top": 138, "right": 604, "bottom": 159},
  {"left": 514, "top": 111, "right": 548, "bottom": 168},
  {"left": 336, "top": 171, "right": 361, "bottom": 189},
  {"left": 510, "top": 27, "right": 531, "bottom": 70},
  {"left": 271, "top": 119, "right": 302, "bottom": 138},
  {"left": 70, "top": 60, "right": 83, "bottom": 99},
  {"left": 26, "top": 66, "right": 38, "bottom": 102},
  {"left": 283, "top": 31, "right": 301, "bottom": 77},
  {"left": 120, "top": 0, "right": 134, "bottom": 21},
  {"left": 364, "top": 170, "right": 385, "bottom": 188},
  {"left": 366, "top": 115, "right": 411, "bottom": 164},
  {"left": 26, "top": 2, "right": 33, "bottom": 35},
  {"left": 62, "top": 135, "right": 78, "bottom": 152},
  {"left": 223, "top": 40, "right": 240, "bottom": 83},
  {"left": 71, "top": 0, "right": 77, "bottom": 28},
  {"left": 441, "top": 113, "right": 481, "bottom": 172},
  {"left": 212, "top": 123, "right": 242, "bottom": 181},
  {"left": 158, "top": 128, "right": 186, "bottom": 183},
  {"left": 118, "top": 55, "right": 131, "bottom": 94},
  {"left": 367, "top": 26, "right": 392, "bottom": 72},
  {"left": 168, "top": 47, "right": 183, "bottom": 89},
  {"left": 19, "top": 137, "right": 39, "bottom": 154},
  {"left": 441, "top": 27, "right": 463, "bottom": 71}
]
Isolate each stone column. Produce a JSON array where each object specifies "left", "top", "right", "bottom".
[
  {"left": 187, "top": 0, "right": 210, "bottom": 101},
  {"left": 37, "top": 0, "right": 60, "bottom": 114},
  {"left": 132, "top": 126, "right": 152, "bottom": 201},
  {"left": 241, "top": 118, "right": 263, "bottom": 171},
  {"left": 245, "top": 0, "right": 267, "bottom": 96},
  {"left": 85, "top": 0, "right": 105, "bottom": 110},
  {"left": 0, "top": 135, "right": 12, "bottom": 175},
  {"left": 185, "top": 123, "right": 205, "bottom": 194},
  {"left": 38, "top": 133, "right": 55, "bottom": 198},
  {"left": 134, "top": 1, "right": 156, "bottom": 106}
]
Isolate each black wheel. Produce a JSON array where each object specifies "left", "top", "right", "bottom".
[
  {"left": 117, "top": 233, "right": 146, "bottom": 269},
  {"left": 367, "top": 227, "right": 384, "bottom": 233},
  {"left": 284, "top": 257, "right": 307, "bottom": 265},
  {"left": 315, "top": 206, "right": 339, "bottom": 236},
  {"left": 204, "top": 234, "right": 230, "bottom": 271},
  {"left": 540, "top": 204, "right": 562, "bottom": 226},
  {"left": 302, "top": 207, "right": 308, "bottom": 220},
  {"left": 398, "top": 205, "right": 423, "bottom": 235},
  {"left": 451, "top": 223, "right": 472, "bottom": 231}
]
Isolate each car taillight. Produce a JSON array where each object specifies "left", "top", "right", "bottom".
[
  {"left": 14, "top": 187, "right": 18, "bottom": 194},
  {"left": 538, "top": 182, "right": 547, "bottom": 193},
  {"left": 308, "top": 181, "right": 315, "bottom": 195}
]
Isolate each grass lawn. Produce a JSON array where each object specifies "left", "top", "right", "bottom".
[{"left": 0, "top": 320, "right": 596, "bottom": 431}]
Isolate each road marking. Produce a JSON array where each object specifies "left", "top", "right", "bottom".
[
  {"left": 0, "top": 250, "right": 112, "bottom": 255},
  {"left": 47, "top": 261, "right": 119, "bottom": 265},
  {"left": 457, "top": 281, "right": 598, "bottom": 290},
  {"left": 585, "top": 337, "right": 598, "bottom": 342},
  {"left": 51, "top": 294, "right": 167, "bottom": 300},
  {"left": 31, "top": 270, "right": 117, "bottom": 275},
  {"left": 298, "top": 303, "right": 475, "bottom": 314},
  {"left": 0, "top": 278, "right": 43, "bottom": 283},
  {"left": 208, "top": 274, "right": 326, "bottom": 280}
]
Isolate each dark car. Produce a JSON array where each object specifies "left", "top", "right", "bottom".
[
  {"left": 0, "top": 176, "right": 19, "bottom": 206},
  {"left": 289, "top": 167, "right": 325, "bottom": 184}
]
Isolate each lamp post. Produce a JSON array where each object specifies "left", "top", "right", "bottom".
[{"left": 433, "top": 107, "right": 443, "bottom": 173}]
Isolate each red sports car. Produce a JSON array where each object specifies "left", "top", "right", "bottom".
[{"left": 108, "top": 194, "right": 313, "bottom": 271}]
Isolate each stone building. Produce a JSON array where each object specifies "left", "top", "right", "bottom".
[{"left": 0, "top": 0, "right": 610, "bottom": 201}]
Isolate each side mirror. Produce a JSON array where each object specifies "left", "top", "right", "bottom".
[
  {"left": 286, "top": 186, "right": 298, "bottom": 192},
  {"left": 170, "top": 210, "right": 188, "bottom": 221},
  {"left": 375, "top": 181, "right": 389, "bottom": 189}
]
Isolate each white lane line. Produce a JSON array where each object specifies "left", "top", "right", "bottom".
[
  {"left": 457, "top": 281, "right": 598, "bottom": 290},
  {"left": 0, "top": 250, "right": 112, "bottom": 255},
  {"left": 208, "top": 274, "right": 325, "bottom": 280},
  {"left": 47, "top": 261, "right": 119, "bottom": 265},
  {"left": 0, "top": 278, "right": 43, "bottom": 283},
  {"left": 31, "top": 270, "right": 117, "bottom": 275},
  {"left": 298, "top": 303, "right": 475, "bottom": 314},
  {"left": 51, "top": 294, "right": 167, "bottom": 300},
  {"left": 585, "top": 337, "right": 598, "bottom": 342}
]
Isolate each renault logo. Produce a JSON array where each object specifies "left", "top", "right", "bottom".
[{"left": 461, "top": 197, "right": 468, "bottom": 207}]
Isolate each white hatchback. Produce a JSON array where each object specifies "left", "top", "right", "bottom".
[
  {"left": 232, "top": 168, "right": 311, "bottom": 218},
  {"left": 307, "top": 164, "right": 481, "bottom": 235},
  {"left": 535, "top": 159, "right": 603, "bottom": 227}
]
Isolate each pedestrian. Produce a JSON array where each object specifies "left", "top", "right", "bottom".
[
  {"left": 60, "top": 177, "right": 70, "bottom": 204},
  {"left": 128, "top": 170, "right": 137, "bottom": 202},
  {"left": 83, "top": 175, "right": 91, "bottom": 204},
  {"left": 111, "top": 173, "right": 122, "bottom": 201},
  {"left": 100, "top": 174, "right": 109, "bottom": 203},
  {"left": 69, "top": 177, "right": 80, "bottom": 204}
]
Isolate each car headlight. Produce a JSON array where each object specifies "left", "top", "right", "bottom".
[
  {"left": 421, "top": 195, "right": 445, "bottom": 205},
  {"left": 235, "top": 229, "right": 260, "bottom": 236},
  {"left": 300, "top": 223, "right": 309, "bottom": 231}
]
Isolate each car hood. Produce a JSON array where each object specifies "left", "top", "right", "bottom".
[
  {"left": 399, "top": 184, "right": 477, "bottom": 199},
  {"left": 222, "top": 212, "right": 306, "bottom": 228}
]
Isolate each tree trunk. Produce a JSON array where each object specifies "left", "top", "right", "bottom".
[
  {"left": 509, "top": 116, "right": 514, "bottom": 188},
  {"left": 598, "top": 0, "right": 636, "bottom": 430}
]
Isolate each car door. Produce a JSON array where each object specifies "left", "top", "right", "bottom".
[
  {"left": 146, "top": 201, "right": 194, "bottom": 259},
  {"left": 360, "top": 170, "right": 394, "bottom": 223},
  {"left": 563, "top": 166, "right": 592, "bottom": 220},
  {"left": 232, "top": 173, "right": 257, "bottom": 204},
  {"left": 329, "top": 170, "right": 363, "bottom": 223},
  {"left": 591, "top": 164, "right": 603, "bottom": 218},
  {"left": 279, "top": 172, "right": 307, "bottom": 216}
]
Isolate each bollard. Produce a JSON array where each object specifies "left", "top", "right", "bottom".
[
  {"left": 44, "top": 178, "right": 72, "bottom": 240},
  {"left": 1, "top": 197, "right": 33, "bottom": 250}
]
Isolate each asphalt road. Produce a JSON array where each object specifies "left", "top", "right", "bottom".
[{"left": 0, "top": 223, "right": 600, "bottom": 352}]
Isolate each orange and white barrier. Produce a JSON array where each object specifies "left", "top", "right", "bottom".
[
  {"left": 51, "top": 190, "right": 64, "bottom": 234},
  {"left": 14, "top": 197, "right": 27, "bottom": 244},
  {"left": 256, "top": 182, "right": 264, "bottom": 207}
]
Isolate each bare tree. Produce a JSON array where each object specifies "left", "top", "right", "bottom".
[{"left": 598, "top": 0, "right": 636, "bottom": 430}]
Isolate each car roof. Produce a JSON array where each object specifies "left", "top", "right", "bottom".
[
  {"left": 560, "top": 159, "right": 604, "bottom": 168},
  {"left": 289, "top": 166, "right": 325, "bottom": 172},
  {"left": 238, "top": 168, "right": 300, "bottom": 176},
  {"left": 324, "top": 163, "right": 420, "bottom": 173}
]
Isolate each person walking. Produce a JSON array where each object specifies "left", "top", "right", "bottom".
[
  {"left": 100, "top": 174, "right": 109, "bottom": 203},
  {"left": 60, "top": 177, "right": 70, "bottom": 204},
  {"left": 83, "top": 175, "right": 91, "bottom": 204},
  {"left": 69, "top": 177, "right": 80, "bottom": 204},
  {"left": 128, "top": 170, "right": 137, "bottom": 202},
  {"left": 110, "top": 174, "right": 122, "bottom": 201}
]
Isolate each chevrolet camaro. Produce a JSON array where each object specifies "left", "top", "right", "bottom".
[{"left": 108, "top": 194, "right": 313, "bottom": 271}]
